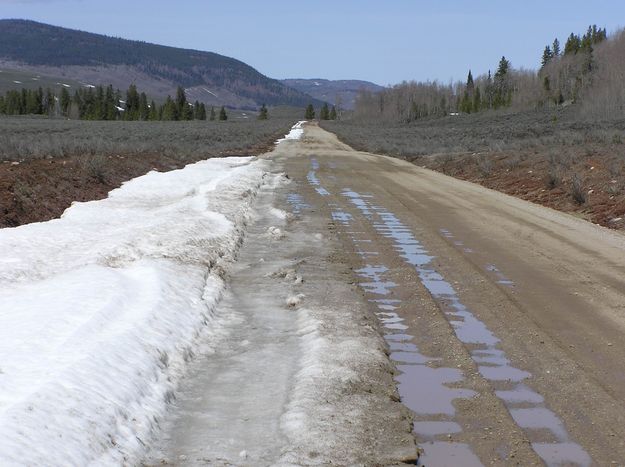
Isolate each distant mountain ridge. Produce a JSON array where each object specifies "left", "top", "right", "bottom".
[
  {"left": 0, "top": 19, "right": 323, "bottom": 109},
  {"left": 281, "top": 79, "right": 385, "bottom": 110}
]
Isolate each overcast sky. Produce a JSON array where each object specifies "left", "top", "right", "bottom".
[{"left": 1, "top": 0, "right": 624, "bottom": 86}]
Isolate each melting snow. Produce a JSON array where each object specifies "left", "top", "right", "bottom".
[
  {"left": 0, "top": 157, "right": 269, "bottom": 465},
  {"left": 276, "top": 121, "right": 306, "bottom": 144}
]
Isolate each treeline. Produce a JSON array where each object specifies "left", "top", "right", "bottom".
[
  {"left": 305, "top": 102, "right": 338, "bottom": 120},
  {"left": 354, "top": 24, "right": 618, "bottom": 122},
  {"left": 0, "top": 84, "right": 236, "bottom": 121}
]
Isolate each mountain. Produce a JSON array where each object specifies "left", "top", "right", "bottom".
[
  {"left": 281, "top": 79, "right": 385, "bottom": 110},
  {"left": 0, "top": 19, "right": 322, "bottom": 109}
]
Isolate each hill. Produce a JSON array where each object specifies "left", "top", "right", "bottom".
[
  {"left": 281, "top": 79, "right": 385, "bottom": 110},
  {"left": 0, "top": 19, "right": 322, "bottom": 109}
]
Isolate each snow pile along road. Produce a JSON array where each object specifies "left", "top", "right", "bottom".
[
  {"left": 275, "top": 120, "right": 306, "bottom": 144},
  {"left": 0, "top": 156, "right": 270, "bottom": 465}
]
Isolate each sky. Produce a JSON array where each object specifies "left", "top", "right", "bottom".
[{"left": 1, "top": 0, "right": 625, "bottom": 86}]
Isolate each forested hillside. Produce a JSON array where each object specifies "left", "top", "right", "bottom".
[{"left": 0, "top": 19, "right": 320, "bottom": 109}]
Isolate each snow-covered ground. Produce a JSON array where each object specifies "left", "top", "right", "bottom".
[{"left": 0, "top": 154, "right": 276, "bottom": 465}]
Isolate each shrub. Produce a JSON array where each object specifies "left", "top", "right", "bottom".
[{"left": 570, "top": 173, "right": 587, "bottom": 204}]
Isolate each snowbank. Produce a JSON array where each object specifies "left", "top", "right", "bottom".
[
  {"left": 0, "top": 156, "right": 268, "bottom": 465},
  {"left": 275, "top": 120, "right": 306, "bottom": 144}
]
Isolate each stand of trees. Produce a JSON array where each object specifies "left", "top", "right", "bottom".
[
  {"left": 0, "top": 84, "right": 211, "bottom": 121},
  {"left": 354, "top": 24, "right": 616, "bottom": 122},
  {"left": 304, "top": 103, "right": 337, "bottom": 120}
]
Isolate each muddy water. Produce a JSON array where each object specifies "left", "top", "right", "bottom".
[{"left": 305, "top": 157, "right": 591, "bottom": 466}]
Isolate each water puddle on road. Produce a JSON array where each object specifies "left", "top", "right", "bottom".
[
  {"left": 286, "top": 193, "right": 310, "bottom": 214},
  {"left": 341, "top": 189, "right": 591, "bottom": 467},
  {"left": 307, "top": 157, "right": 330, "bottom": 196},
  {"left": 330, "top": 206, "right": 482, "bottom": 466}
]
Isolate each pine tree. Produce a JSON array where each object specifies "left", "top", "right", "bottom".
[
  {"left": 484, "top": 70, "right": 493, "bottom": 109},
  {"left": 219, "top": 105, "right": 228, "bottom": 121},
  {"left": 148, "top": 100, "right": 159, "bottom": 120},
  {"left": 493, "top": 57, "right": 512, "bottom": 109},
  {"left": 564, "top": 33, "right": 581, "bottom": 55},
  {"left": 329, "top": 105, "right": 337, "bottom": 120},
  {"left": 43, "top": 88, "right": 55, "bottom": 115},
  {"left": 175, "top": 86, "right": 187, "bottom": 119},
  {"left": 258, "top": 103, "right": 268, "bottom": 120},
  {"left": 473, "top": 86, "right": 481, "bottom": 113},
  {"left": 320, "top": 102, "right": 330, "bottom": 120},
  {"left": 209, "top": 106, "right": 216, "bottom": 121},
  {"left": 193, "top": 101, "right": 206, "bottom": 120},
  {"left": 552, "top": 38, "right": 561, "bottom": 57},
  {"left": 125, "top": 84, "right": 140, "bottom": 120},
  {"left": 161, "top": 96, "right": 177, "bottom": 120},
  {"left": 541, "top": 45, "right": 553, "bottom": 68},
  {"left": 60, "top": 87, "right": 71, "bottom": 116},
  {"left": 139, "top": 92, "right": 149, "bottom": 120},
  {"left": 305, "top": 103, "right": 315, "bottom": 119}
]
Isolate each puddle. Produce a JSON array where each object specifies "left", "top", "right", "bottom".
[
  {"left": 496, "top": 386, "right": 545, "bottom": 405},
  {"left": 338, "top": 210, "right": 482, "bottom": 465},
  {"left": 307, "top": 158, "right": 330, "bottom": 196},
  {"left": 413, "top": 421, "right": 462, "bottom": 437},
  {"left": 331, "top": 211, "right": 352, "bottom": 225},
  {"left": 532, "top": 442, "right": 592, "bottom": 467},
  {"left": 418, "top": 442, "right": 484, "bottom": 467},
  {"left": 342, "top": 189, "right": 591, "bottom": 466},
  {"left": 390, "top": 351, "right": 429, "bottom": 364},
  {"left": 479, "top": 365, "right": 531, "bottom": 382},
  {"left": 315, "top": 187, "right": 330, "bottom": 196},
  {"left": 510, "top": 407, "right": 568, "bottom": 441},
  {"left": 396, "top": 365, "right": 477, "bottom": 416},
  {"left": 286, "top": 193, "right": 310, "bottom": 214}
]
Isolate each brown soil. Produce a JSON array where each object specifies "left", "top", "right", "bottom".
[
  {"left": 0, "top": 137, "right": 278, "bottom": 228},
  {"left": 417, "top": 144, "right": 625, "bottom": 230}
]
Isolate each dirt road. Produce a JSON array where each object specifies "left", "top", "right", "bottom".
[{"left": 278, "top": 124, "right": 625, "bottom": 466}]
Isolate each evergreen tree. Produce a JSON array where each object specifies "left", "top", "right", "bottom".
[
  {"left": 60, "top": 87, "right": 71, "bottom": 116},
  {"left": 564, "top": 33, "right": 581, "bottom": 55},
  {"left": 138, "top": 92, "right": 149, "bottom": 120},
  {"left": 329, "top": 105, "right": 337, "bottom": 120},
  {"left": 197, "top": 102, "right": 207, "bottom": 120},
  {"left": 305, "top": 103, "right": 315, "bottom": 119},
  {"left": 320, "top": 102, "right": 330, "bottom": 120},
  {"left": 160, "top": 96, "right": 177, "bottom": 120},
  {"left": 219, "top": 105, "right": 228, "bottom": 121},
  {"left": 126, "top": 84, "right": 141, "bottom": 120},
  {"left": 552, "top": 38, "right": 561, "bottom": 57},
  {"left": 148, "top": 100, "right": 159, "bottom": 120},
  {"left": 460, "top": 70, "right": 475, "bottom": 113},
  {"left": 484, "top": 70, "right": 493, "bottom": 109},
  {"left": 541, "top": 45, "right": 553, "bottom": 68},
  {"left": 493, "top": 57, "right": 511, "bottom": 109},
  {"left": 43, "top": 88, "right": 55, "bottom": 115},
  {"left": 209, "top": 106, "right": 216, "bottom": 121},
  {"left": 175, "top": 86, "right": 188, "bottom": 120},
  {"left": 473, "top": 86, "right": 482, "bottom": 112},
  {"left": 193, "top": 100, "right": 206, "bottom": 120},
  {"left": 258, "top": 103, "right": 268, "bottom": 120}
]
